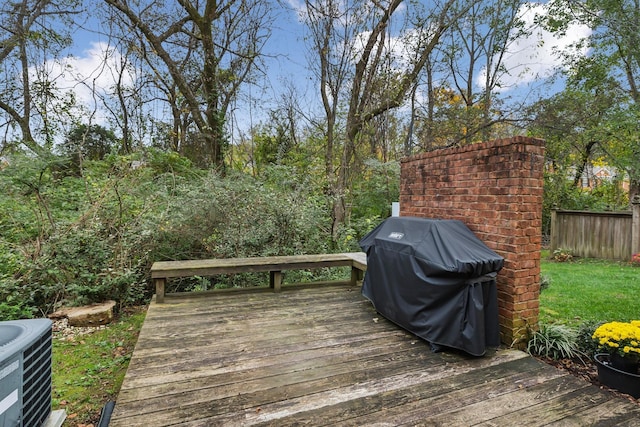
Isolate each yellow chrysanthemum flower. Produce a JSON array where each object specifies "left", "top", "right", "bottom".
[{"left": 593, "top": 321, "right": 640, "bottom": 359}]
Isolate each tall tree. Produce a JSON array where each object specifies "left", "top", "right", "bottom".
[
  {"left": 544, "top": 0, "right": 640, "bottom": 199},
  {"left": 529, "top": 87, "right": 618, "bottom": 185},
  {"left": 440, "top": 0, "right": 526, "bottom": 145},
  {"left": 304, "top": 0, "right": 470, "bottom": 241},
  {"left": 104, "top": 0, "right": 274, "bottom": 168},
  {"left": 0, "top": 0, "right": 80, "bottom": 155}
]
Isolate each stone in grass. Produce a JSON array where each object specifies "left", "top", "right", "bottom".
[{"left": 49, "top": 300, "right": 116, "bottom": 327}]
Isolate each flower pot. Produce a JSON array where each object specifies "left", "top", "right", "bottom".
[
  {"left": 610, "top": 352, "right": 639, "bottom": 374},
  {"left": 594, "top": 353, "right": 640, "bottom": 398}
]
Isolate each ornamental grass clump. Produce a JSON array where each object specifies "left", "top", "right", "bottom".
[
  {"left": 526, "top": 323, "right": 584, "bottom": 361},
  {"left": 592, "top": 320, "right": 640, "bottom": 359}
]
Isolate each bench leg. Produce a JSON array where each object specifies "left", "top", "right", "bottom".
[
  {"left": 351, "top": 267, "right": 364, "bottom": 286},
  {"left": 270, "top": 270, "right": 282, "bottom": 292},
  {"left": 155, "top": 278, "right": 166, "bottom": 303}
]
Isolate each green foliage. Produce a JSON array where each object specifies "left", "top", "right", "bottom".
[
  {"left": 351, "top": 159, "right": 400, "bottom": 221},
  {"left": 0, "top": 302, "right": 33, "bottom": 321},
  {"left": 252, "top": 126, "right": 294, "bottom": 175},
  {"left": 575, "top": 320, "right": 605, "bottom": 357},
  {"left": 0, "top": 221, "right": 148, "bottom": 317},
  {"left": 0, "top": 151, "right": 343, "bottom": 312},
  {"left": 334, "top": 216, "right": 384, "bottom": 253},
  {"left": 588, "top": 179, "right": 629, "bottom": 208},
  {"left": 539, "top": 1, "right": 640, "bottom": 197},
  {"left": 531, "top": 85, "right": 633, "bottom": 237},
  {"left": 330, "top": 159, "right": 399, "bottom": 252},
  {"left": 0, "top": 242, "right": 35, "bottom": 320},
  {"left": 0, "top": 151, "right": 178, "bottom": 316},
  {"left": 20, "top": 227, "right": 145, "bottom": 312},
  {"left": 58, "top": 124, "right": 119, "bottom": 174},
  {"left": 526, "top": 323, "right": 584, "bottom": 360},
  {"left": 542, "top": 171, "right": 629, "bottom": 236},
  {"left": 143, "top": 148, "right": 202, "bottom": 178},
  {"left": 150, "top": 169, "right": 333, "bottom": 289}
]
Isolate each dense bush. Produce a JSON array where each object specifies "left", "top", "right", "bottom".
[
  {"left": 18, "top": 227, "right": 145, "bottom": 313},
  {"left": 0, "top": 153, "right": 342, "bottom": 318},
  {"left": 0, "top": 152, "right": 162, "bottom": 318},
  {"left": 351, "top": 159, "right": 399, "bottom": 221},
  {"left": 147, "top": 169, "right": 334, "bottom": 290},
  {"left": 0, "top": 242, "right": 34, "bottom": 319}
]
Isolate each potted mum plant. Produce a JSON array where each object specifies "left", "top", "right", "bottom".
[{"left": 592, "top": 320, "right": 640, "bottom": 398}]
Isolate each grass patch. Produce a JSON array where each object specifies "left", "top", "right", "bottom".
[
  {"left": 52, "top": 307, "right": 146, "bottom": 426},
  {"left": 540, "top": 255, "right": 640, "bottom": 326}
]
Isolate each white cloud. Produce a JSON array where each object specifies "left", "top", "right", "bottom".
[
  {"left": 350, "top": 24, "right": 436, "bottom": 73},
  {"left": 38, "top": 42, "right": 135, "bottom": 124},
  {"left": 478, "top": 2, "right": 592, "bottom": 91}
]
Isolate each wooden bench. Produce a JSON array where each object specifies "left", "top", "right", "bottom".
[{"left": 151, "top": 252, "right": 368, "bottom": 303}]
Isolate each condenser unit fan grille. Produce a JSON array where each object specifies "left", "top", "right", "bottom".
[{"left": 21, "top": 328, "right": 52, "bottom": 427}]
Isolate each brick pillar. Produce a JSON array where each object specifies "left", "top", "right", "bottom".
[{"left": 400, "top": 137, "right": 545, "bottom": 346}]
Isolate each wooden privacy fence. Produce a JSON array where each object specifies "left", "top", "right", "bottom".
[{"left": 550, "top": 196, "right": 640, "bottom": 260}]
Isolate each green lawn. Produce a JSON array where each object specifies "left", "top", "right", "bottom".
[{"left": 540, "top": 254, "right": 640, "bottom": 326}]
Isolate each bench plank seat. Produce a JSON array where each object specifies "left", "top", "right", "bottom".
[{"left": 151, "top": 252, "right": 367, "bottom": 303}]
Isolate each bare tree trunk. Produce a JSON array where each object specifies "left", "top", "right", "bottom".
[{"left": 572, "top": 140, "right": 598, "bottom": 188}]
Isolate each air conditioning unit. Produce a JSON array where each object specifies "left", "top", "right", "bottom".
[{"left": 0, "top": 319, "right": 53, "bottom": 427}]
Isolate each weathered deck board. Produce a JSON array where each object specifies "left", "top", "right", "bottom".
[{"left": 110, "top": 284, "right": 640, "bottom": 426}]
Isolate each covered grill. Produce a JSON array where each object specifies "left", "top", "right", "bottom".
[{"left": 360, "top": 217, "right": 504, "bottom": 356}]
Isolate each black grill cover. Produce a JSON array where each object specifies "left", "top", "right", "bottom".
[{"left": 360, "top": 217, "right": 504, "bottom": 356}]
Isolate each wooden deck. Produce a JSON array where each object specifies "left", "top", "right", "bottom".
[{"left": 110, "top": 284, "right": 640, "bottom": 426}]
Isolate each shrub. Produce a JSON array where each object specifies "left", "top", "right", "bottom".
[
  {"left": 575, "top": 320, "right": 604, "bottom": 357},
  {"left": 149, "top": 171, "right": 334, "bottom": 290},
  {"left": 542, "top": 172, "right": 629, "bottom": 236},
  {"left": 0, "top": 243, "right": 36, "bottom": 320},
  {"left": 527, "top": 323, "right": 584, "bottom": 360},
  {"left": 552, "top": 248, "right": 574, "bottom": 262},
  {"left": 8, "top": 226, "right": 147, "bottom": 314},
  {"left": 351, "top": 159, "right": 400, "bottom": 221},
  {"left": 0, "top": 152, "right": 182, "bottom": 315},
  {"left": 0, "top": 153, "right": 340, "bottom": 313},
  {"left": 0, "top": 302, "right": 33, "bottom": 321}
]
